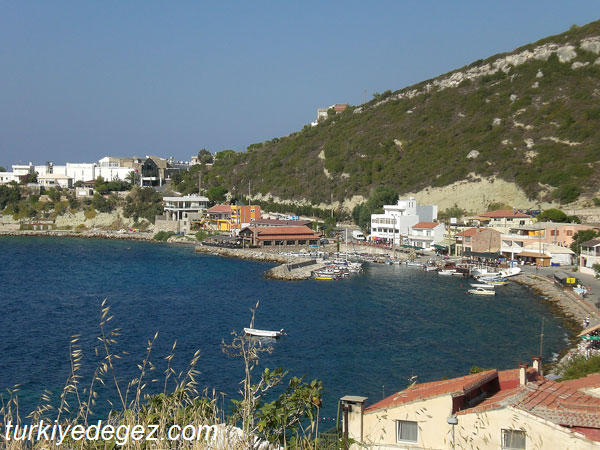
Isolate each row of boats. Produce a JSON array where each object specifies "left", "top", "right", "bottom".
[
  {"left": 312, "top": 259, "right": 363, "bottom": 280},
  {"left": 400, "top": 261, "right": 522, "bottom": 296}
]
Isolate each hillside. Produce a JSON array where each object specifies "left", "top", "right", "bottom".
[{"left": 201, "top": 20, "right": 600, "bottom": 212}]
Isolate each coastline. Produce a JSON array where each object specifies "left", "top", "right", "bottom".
[
  {"left": 0, "top": 229, "right": 154, "bottom": 241},
  {"left": 512, "top": 272, "right": 597, "bottom": 370},
  {"left": 2, "top": 230, "right": 592, "bottom": 369}
]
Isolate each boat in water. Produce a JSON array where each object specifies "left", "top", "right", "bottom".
[
  {"left": 467, "top": 287, "right": 496, "bottom": 296},
  {"left": 499, "top": 267, "right": 521, "bottom": 278},
  {"left": 244, "top": 328, "right": 285, "bottom": 338},
  {"left": 438, "top": 269, "right": 456, "bottom": 276}
]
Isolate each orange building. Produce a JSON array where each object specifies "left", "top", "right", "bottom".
[{"left": 202, "top": 204, "right": 261, "bottom": 232}]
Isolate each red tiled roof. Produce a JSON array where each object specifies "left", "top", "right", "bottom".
[
  {"left": 364, "top": 370, "right": 498, "bottom": 413},
  {"left": 252, "top": 226, "right": 320, "bottom": 240},
  {"left": 457, "top": 228, "right": 479, "bottom": 237},
  {"left": 480, "top": 210, "right": 531, "bottom": 218},
  {"left": 254, "top": 219, "right": 312, "bottom": 227},
  {"left": 561, "top": 373, "right": 600, "bottom": 392},
  {"left": 461, "top": 377, "right": 600, "bottom": 431},
  {"left": 412, "top": 222, "right": 441, "bottom": 229},
  {"left": 207, "top": 205, "right": 231, "bottom": 214}
]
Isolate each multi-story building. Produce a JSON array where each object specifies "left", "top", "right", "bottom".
[
  {"left": 478, "top": 209, "right": 533, "bottom": 233},
  {"left": 580, "top": 239, "right": 600, "bottom": 276},
  {"left": 202, "top": 205, "right": 261, "bottom": 232},
  {"left": 370, "top": 197, "right": 437, "bottom": 245},
  {"left": 455, "top": 227, "right": 502, "bottom": 255},
  {"left": 406, "top": 222, "right": 445, "bottom": 249}
]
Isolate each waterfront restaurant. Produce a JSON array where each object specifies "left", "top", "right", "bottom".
[{"left": 239, "top": 225, "right": 321, "bottom": 248}]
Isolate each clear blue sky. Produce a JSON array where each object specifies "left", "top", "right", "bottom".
[{"left": 1, "top": 1, "right": 600, "bottom": 166}]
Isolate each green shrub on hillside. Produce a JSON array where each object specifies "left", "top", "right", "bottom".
[{"left": 154, "top": 231, "right": 175, "bottom": 241}]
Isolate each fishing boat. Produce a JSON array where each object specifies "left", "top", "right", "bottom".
[
  {"left": 244, "top": 328, "right": 285, "bottom": 338},
  {"left": 467, "top": 287, "right": 496, "bottom": 296},
  {"left": 499, "top": 267, "right": 521, "bottom": 278},
  {"left": 406, "top": 261, "right": 424, "bottom": 267},
  {"left": 438, "top": 269, "right": 456, "bottom": 275}
]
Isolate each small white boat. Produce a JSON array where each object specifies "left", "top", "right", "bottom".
[
  {"left": 244, "top": 328, "right": 285, "bottom": 338},
  {"left": 406, "top": 261, "right": 424, "bottom": 267},
  {"left": 499, "top": 267, "right": 521, "bottom": 278},
  {"left": 468, "top": 287, "right": 496, "bottom": 296},
  {"left": 438, "top": 269, "right": 456, "bottom": 275},
  {"left": 424, "top": 265, "right": 438, "bottom": 271},
  {"left": 470, "top": 283, "right": 495, "bottom": 289}
]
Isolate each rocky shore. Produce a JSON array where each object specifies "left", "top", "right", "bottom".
[
  {"left": 0, "top": 229, "right": 154, "bottom": 241},
  {"left": 194, "top": 244, "right": 289, "bottom": 264}
]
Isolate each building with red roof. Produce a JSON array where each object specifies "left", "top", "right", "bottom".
[
  {"left": 342, "top": 359, "right": 600, "bottom": 449},
  {"left": 239, "top": 225, "right": 320, "bottom": 248},
  {"left": 407, "top": 222, "right": 445, "bottom": 249},
  {"left": 455, "top": 227, "right": 502, "bottom": 255},
  {"left": 477, "top": 209, "right": 533, "bottom": 233}
]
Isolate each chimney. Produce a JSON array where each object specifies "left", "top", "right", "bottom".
[
  {"left": 532, "top": 356, "right": 542, "bottom": 376},
  {"left": 519, "top": 363, "right": 528, "bottom": 386}
]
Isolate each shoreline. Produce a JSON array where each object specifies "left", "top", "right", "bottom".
[
  {"left": 512, "top": 273, "right": 595, "bottom": 370},
  {"left": 0, "top": 229, "right": 154, "bottom": 241},
  {"left": 2, "top": 230, "right": 592, "bottom": 371}
]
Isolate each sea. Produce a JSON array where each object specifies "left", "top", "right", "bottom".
[{"left": 0, "top": 236, "right": 570, "bottom": 423}]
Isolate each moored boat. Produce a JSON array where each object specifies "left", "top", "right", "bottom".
[
  {"left": 438, "top": 269, "right": 456, "bottom": 275},
  {"left": 244, "top": 328, "right": 285, "bottom": 338},
  {"left": 467, "top": 287, "right": 496, "bottom": 296}
]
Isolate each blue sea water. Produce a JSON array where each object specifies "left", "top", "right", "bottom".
[{"left": 0, "top": 237, "right": 569, "bottom": 422}]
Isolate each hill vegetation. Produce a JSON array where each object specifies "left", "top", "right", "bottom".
[{"left": 190, "top": 20, "right": 600, "bottom": 210}]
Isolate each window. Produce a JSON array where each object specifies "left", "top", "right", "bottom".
[
  {"left": 566, "top": 230, "right": 573, "bottom": 236},
  {"left": 502, "top": 429, "right": 526, "bottom": 449},
  {"left": 396, "top": 420, "right": 418, "bottom": 443}
]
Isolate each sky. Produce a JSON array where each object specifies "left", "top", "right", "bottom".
[{"left": 1, "top": 1, "right": 600, "bottom": 167}]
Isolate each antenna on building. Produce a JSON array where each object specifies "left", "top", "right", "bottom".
[{"left": 539, "top": 317, "right": 545, "bottom": 358}]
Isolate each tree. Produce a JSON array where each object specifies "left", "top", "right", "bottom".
[
  {"left": 123, "top": 187, "right": 163, "bottom": 223},
  {"left": 125, "top": 170, "right": 140, "bottom": 187},
  {"left": 0, "top": 184, "right": 21, "bottom": 210},
  {"left": 92, "top": 192, "right": 116, "bottom": 213},
  {"left": 206, "top": 185, "right": 228, "bottom": 203},
  {"left": 570, "top": 229, "right": 600, "bottom": 254},
  {"left": 536, "top": 209, "right": 568, "bottom": 222},
  {"left": 47, "top": 187, "right": 62, "bottom": 203},
  {"left": 0, "top": 166, "right": 6, "bottom": 172},
  {"left": 352, "top": 186, "right": 399, "bottom": 231},
  {"left": 94, "top": 176, "right": 109, "bottom": 195},
  {"left": 198, "top": 149, "right": 213, "bottom": 164}
]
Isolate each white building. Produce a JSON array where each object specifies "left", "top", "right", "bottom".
[
  {"left": 370, "top": 197, "right": 437, "bottom": 245},
  {"left": 12, "top": 163, "right": 35, "bottom": 177},
  {"left": 407, "top": 222, "right": 445, "bottom": 249},
  {"left": 37, "top": 173, "right": 73, "bottom": 189},
  {"left": 65, "top": 163, "right": 96, "bottom": 182},
  {"left": 163, "top": 195, "right": 210, "bottom": 221},
  {"left": 0, "top": 172, "right": 16, "bottom": 184},
  {"left": 580, "top": 239, "right": 600, "bottom": 276}
]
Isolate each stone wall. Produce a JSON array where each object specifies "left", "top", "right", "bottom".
[{"left": 154, "top": 218, "right": 180, "bottom": 233}]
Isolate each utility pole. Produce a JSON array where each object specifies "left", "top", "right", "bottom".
[{"left": 248, "top": 180, "right": 251, "bottom": 203}]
